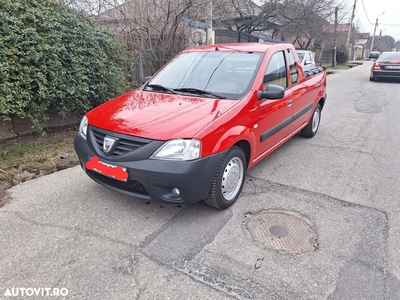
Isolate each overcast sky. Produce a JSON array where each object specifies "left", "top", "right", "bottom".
[{"left": 353, "top": 0, "right": 400, "bottom": 41}]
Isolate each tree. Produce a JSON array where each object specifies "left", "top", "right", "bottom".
[
  {"left": 212, "top": 0, "right": 341, "bottom": 45},
  {"left": 63, "top": 0, "right": 213, "bottom": 81},
  {"left": 212, "top": 0, "right": 277, "bottom": 33},
  {"left": 65, "top": 0, "right": 208, "bottom": 53},
  {"left": 0, "top": 0, "right": 130, "bottom": 130},
  {"left": 376, "top": 35, "right": 396, "bottom": 52}
]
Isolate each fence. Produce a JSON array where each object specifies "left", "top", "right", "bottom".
[
  {"left": 132, "top": 49, "right": 175, "bottom": 84},
  {"left": 215, "top": 29, "right": 259, "bottom": 44}
]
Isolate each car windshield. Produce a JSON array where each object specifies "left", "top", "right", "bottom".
[
  {"left": 379, "top": 52, "right": 400, "bottom": 60},
  {"left": 146, "top": 51, "right": 263, "bottom": 100}
]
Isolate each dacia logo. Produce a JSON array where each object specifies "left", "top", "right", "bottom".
[{"left": 103, "top": 136, "right": 116, "bottom": 153}]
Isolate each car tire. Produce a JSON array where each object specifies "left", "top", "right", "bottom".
[
  {"left": 301, "top": 103, "right": 321, "bottom": 138},
  {"left": 204, "top": 146, "right": 246, "bottom": 209}
]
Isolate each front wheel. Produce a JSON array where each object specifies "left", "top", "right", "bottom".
[
  {"left": 301, "top": 103, "right": 321, "bottom": 138},
  {"left": 204, "top": 146, "right": 246, "bottom": 209}
]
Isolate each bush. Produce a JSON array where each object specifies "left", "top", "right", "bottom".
[
  {"left": 336, "top": 46, "right": 349, "bottom": 65},
  {"left": 0, "top": 0, "right": 130, "bottom": 130}
]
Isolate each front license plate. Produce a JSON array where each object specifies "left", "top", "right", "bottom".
[{"left": 86, "top": 156, "right": 128, "bottom": 181}]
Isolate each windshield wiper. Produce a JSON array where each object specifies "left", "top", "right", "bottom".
[
  {"left": 145, "top": 84, "right": 177, "bottom": 94},
  {"left": 173, "top": 88, "right": 226, "bottom": 99}
]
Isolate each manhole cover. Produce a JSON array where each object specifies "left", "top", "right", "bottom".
[{"left": 242, "top": 210, "right": 318, "bottom": 254}]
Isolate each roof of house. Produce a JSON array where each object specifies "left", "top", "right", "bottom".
[
  {"left": 324, "top": 23, "right": 351, "bottom": 33},
  {"left": 357, "top": 32, "right": 370, "bottom": 40},
  {"left": 97, "top": 1, "right": 135, "bottom": 22},
  {"left": 182, "top": 18, "right": 207, "bottom": 29}
]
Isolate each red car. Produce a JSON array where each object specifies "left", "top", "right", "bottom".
[{"left": 74, "top": 43, "right": 327, "bottom": 209}]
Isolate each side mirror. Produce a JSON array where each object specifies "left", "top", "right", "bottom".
[
  {"left": 142, "top": 76, "right": 152, "bottom": 84},
  {"left": 257, "top": 84, "right": 285, "bottom": 100}
]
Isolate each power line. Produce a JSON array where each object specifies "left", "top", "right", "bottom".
[
  {"left": 380, "top": 23, "right": 400, "bottom": 26},
  {"left": 354, "top": 7, "right": 368, "bottom": 33},
  {"left": 360, "top": 0, "right": 373, "bottom": 25}
]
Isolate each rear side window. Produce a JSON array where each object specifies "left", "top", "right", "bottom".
[
  {"left": 306, "top": 52, "right": 312, "bottom": 62},
  {"left": 379, "top": 52, "right": 400, "bottom": 60},
  {"left": 263, "top": 51, "right": 287, "bottom": 89},
  {"left": 287, "top": 49, "right": 298, "bottom": 85}
]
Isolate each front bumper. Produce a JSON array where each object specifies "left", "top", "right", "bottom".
[{"left": 74, "top": 133, "right": 226, "bottom": 204}]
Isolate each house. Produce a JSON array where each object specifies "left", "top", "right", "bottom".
[{"left": 352, "top": 33, "right": 370, "bottom": 59}]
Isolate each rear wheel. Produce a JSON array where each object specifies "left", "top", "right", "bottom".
[
  {"left": 204, "top": 146, "right": 246, "bottom": 209},
  {"left": 370, "top": 71, "right": 376, "bottom": 81},
  {"left": 301, "top": 103, "right": 321, "bottom": 138}
]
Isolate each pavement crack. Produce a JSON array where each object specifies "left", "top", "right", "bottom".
[
  {"left": 244, "top": 174, "right": 388, "bottom": 216},
  {"left": 254, "top": 257, "right": 264, "bottom": 269}
]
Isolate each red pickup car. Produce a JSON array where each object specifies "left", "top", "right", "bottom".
[{"left": 74, "top": 42, "right": 327, "bottom": 209}]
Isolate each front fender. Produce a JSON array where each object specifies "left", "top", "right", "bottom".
[{"left": 209, "top": 125, "right": 257, "bottom": 159}]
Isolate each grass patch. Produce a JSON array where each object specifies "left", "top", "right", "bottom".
[{"left": 0, "top": 125, "right": 77, "bottom": 172}]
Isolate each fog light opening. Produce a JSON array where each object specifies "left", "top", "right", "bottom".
[{"left": 172, "top": 188, "right": 180, "bottom": 197}]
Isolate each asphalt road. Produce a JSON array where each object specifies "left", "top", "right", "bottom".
[{"left": 1, "top": 61, "right": 400, "bottom": 299}]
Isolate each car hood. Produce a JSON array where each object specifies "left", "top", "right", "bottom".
[{"left": 86, "top": 90, "right": 238, "bottom": 140}]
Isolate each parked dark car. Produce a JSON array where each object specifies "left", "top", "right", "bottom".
[
  {"left": 369, "top": 51, "right": 380, "bottom": 60},
  {"left": 370, "top": 52, "right": 400, "bottom": 81}
]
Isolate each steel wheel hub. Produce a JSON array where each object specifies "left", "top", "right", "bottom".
[
  {"left": 312, "top": 109, "right": 320, "bottom": 132},
  {"left": 221, "top": 157, "right": 244, "bottom": 201}
]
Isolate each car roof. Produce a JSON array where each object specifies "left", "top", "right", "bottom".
[
  {"left": 295, "top": 50, "right": 310, "bottom": 53},
  {"left": 183, "top": 42, "right": 287, "bottom": 53}
]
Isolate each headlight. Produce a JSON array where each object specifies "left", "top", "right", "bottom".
[
  {"left": 79, "top": 116, "right": 88, "bottom": 137},
  {"left": 150, "top": 139, "right": 201, "bottom": 161}
]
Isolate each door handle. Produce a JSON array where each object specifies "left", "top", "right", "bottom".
[{"left": 287, "top": 100, "right": 293, "bottom": 106}]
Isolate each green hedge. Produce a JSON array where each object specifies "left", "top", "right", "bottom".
[
  {"left": 0, "top": 0, "right": 130, "bottom": 130},
  {"left": 336, "top": 46, "right": 349, "bottom": 65}
]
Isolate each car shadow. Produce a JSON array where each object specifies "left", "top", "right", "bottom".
[{"left": 374, "top": 78, "right": 400, "bottom": 83}]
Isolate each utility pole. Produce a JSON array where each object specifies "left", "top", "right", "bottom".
[
  {"left": 346, "top": 0, "right": 357, "bottom": 57},
  {"left": 378, "top": 29, "right": 382, "bottom": 51},
  {"left": 370, "top": 12, "right": 384, "bottom": 54},
  {"left": 332, "top": 7, "right": 338, "bottom": 68},
  {"left": 205, "top": 1, "right": 214, "bottom": 45}
]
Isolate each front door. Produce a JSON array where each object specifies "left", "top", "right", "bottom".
[{"left": 255, "top": 50, "right": 293, "bottom": 159}]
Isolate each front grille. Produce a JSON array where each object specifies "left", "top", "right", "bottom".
[
  {"left": 88, "top": 170, "right": 149, "bottom": 196},
  {"left": 90, "top": 127, "right": 150, "bottom": 156}
]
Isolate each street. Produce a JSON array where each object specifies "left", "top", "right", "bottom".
[{"left": 1, "top": 61, "right": 400, "bottom": 299}]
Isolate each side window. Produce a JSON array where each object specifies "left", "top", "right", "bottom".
[
  {"left": 287, "top": 49, "right": 298, "bottom": 86},
  {"left": 263, "top": 51, "right": 287, "bottom": 90},
  {"left": 308, "top": 53, "right": 314, "bottom": 61}
]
